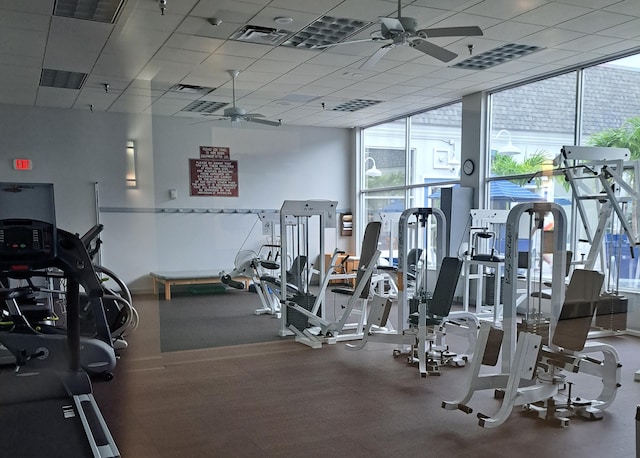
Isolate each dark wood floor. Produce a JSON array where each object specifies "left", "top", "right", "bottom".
[{"left": 94, "top": 293, "right": 639, "bottom": 458}]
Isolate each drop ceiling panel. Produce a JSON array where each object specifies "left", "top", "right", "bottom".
[
  {"left": 595, "top": 40, "right": 640, "bottom": 56},
  {"left": 102, "top": 28, "right": 171, "bottom": 59},
  {"left": 215, "top": 41, "right": 272, "bottom": 58},
  {"left": 247, "top": 7, "right": 323, "bottom": 32},
  {"left": 559, "top": 10, "right": 637, "bottom": 33},
  {"left": 557, "top": 34, "right": 622, "bottom": 53},
  {"left": 264, "top": 47, "right": 317, "bottom": 63},
  {"left": 513, "top": 3, "right": 593, "bottom": 27},
  {"left": 600, "top": 18, "right": 640, "bottom": 39},
  {"left": 523, "top": 27, "right": 585, "bottom": 48},
  {"left": 165, "top": 33, "right": 225, "bottom": 53},
  {"left": 155, "top": 47, "right": 211, "bottom": 65},
  {"left": 326, "top": 0, "right": 397, "bottom": 22},
  {"left": 124, "top": 8, "right": 188, "bottom": 32},
  {"left": 427, "top": 11, "right": 503, "bottom": 30},
  {"left": 481, "top": 20, "right": 545, "bottom": 42},
  {"left": 464, "top": 0, "right": 548, "bottom": 20},
  {"left": 109, "top": 94, "right": 154, "bottom": 113},
  {"left": 35, "top": 86, "right": 78, "bottom": 109},
  {"left": 268, "top": 0, "right": 343, "bottom": 15},
  {"left": 190, "top": 0, "right": 267, "bottom": 23},
  {"left": 177, "top": 17, "right": 244, "bottom": 40},
  {"left": 138, "top": 60, "right": 194, "bottom": 84},
  {"left": 0, "top": 1, "right": 54, "bottom": 14},
  {"left": 0, "top": 64, "right": 41, "bottom": 87},
  {"left": 73, "top": 89, "right": 119, "bottom": 111},
  {"left": 273, "top": 73, "right": 320, "bottom": 85},
  {"left": 198, "top": 54, "right": 257, "bottom": 72},
  {"left": 93, "top": 52, "right": 151, "bottom": 80},
  {"left": 0, "top": 86, "right": 36, "bottom": 105},
  {"left": 247, "top": 59, "right": 301, "bottom": 73},
  {"left": 306, "top": 51, "right": 365, "bottom": 67},
  {"left": 560, "top": 0, "right": 621, "bottom": 7},
  {"left": 44, "top": 16, "right": 113, "bottom": 72},
  {"left": 0, "top": 0, "right": 639, "bottom": 127},
  {"left": 0, "top": 27, "right": 47, "bottom": 59},
  {"left": 604, "top": 0, "right": 640, "bottom": 17},
  {"left": 133, "top": 0, "right": 199, "bottom": 15},
  {"left": 0, "top": 9, "right": 51, "bottom": 32}
]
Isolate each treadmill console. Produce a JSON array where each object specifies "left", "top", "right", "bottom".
[
  {"left": 0, "top": 219, "right": 56, "bottom": 261},
  {"left": 0, "top": 183, "right": 58, "bottom": 266}
]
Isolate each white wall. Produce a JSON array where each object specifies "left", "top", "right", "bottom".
[{"left": 0, "top": 104, "right": 353, "bottom": 291}]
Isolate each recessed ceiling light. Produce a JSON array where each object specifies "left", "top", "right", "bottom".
[
  {"left": 274, "top": 16, "right": 293, "bottom": 25},
  {"left": 39, "top": 69, "right": 88, "bottom": 89},
  {"left": 280, "top": 16, "right": 372, "bottom": 49},
  {"left": 53, "top": 0, "right": 126, "bottom": 23},
  {"left": 332, "top": 99, "right": 381, "bottom": 112},
  {"left": 181, "top": 100, "right": 228, "bottom": 114},
  {"left": 452, "top": 43, "right": 543, "bottom": 70}
]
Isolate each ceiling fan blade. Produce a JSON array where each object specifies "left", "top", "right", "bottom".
[
  {"left": 244, "top": 113, "right": 265, "bottom": 118},
  {"left": 359, "top": 43, "right": 395, "bottom": 70},
  {"left": 418, "top": 26, "right": 483, "bottom": 38},
  {"left": 380, "top": 17, "right": 404, "bottom": 34},
  {"left": 247, "top": 117, "right": 282, "bottom": 127},
  {"left": 410, "top": 39, "right": 458, "bottom": 62}
]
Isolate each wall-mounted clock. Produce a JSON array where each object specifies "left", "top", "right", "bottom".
[{"left": 463, "top": 159, "right": 475, "bottom": 176}]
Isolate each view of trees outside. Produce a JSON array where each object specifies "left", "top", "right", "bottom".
[
  {"left": 489, "top": 55, "right": 640, "bottom": 286},
  {"left": 361, "top": 53, "right": 640, "bottom": 285}
]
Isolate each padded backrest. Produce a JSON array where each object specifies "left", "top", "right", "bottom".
[
  {"left": 429, "top": 257, "right": 463, "bottom": 317},
  {"left": 406, "top": 248, "right": 423, "bottom": 274},
  {"left": 286, "top": 255, "right": 307, "bottom": 289},
  {"left": 551, "top": 268, "right": 604, "bottom": 351},
  {"left": 355, "top": 221, "right": 382, "bottom": 299}
]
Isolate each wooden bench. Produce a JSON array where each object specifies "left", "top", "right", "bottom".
[{"left": 150, "top": 270, "right": 250, "bottom": 300}]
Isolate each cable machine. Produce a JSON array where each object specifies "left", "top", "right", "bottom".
[{"left": 277, "top": 200, "right": 338, "bottom": 340}]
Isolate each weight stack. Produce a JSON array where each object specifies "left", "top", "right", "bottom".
[
  {"left": 286, "top": 292, "right": 318, "bottom": 330},
  {"left": 485, "top": 274, "right": 504, "bottom": 306},
  {"left": 596, "top": 293, "right": 628, "bottom": 331},
  {"left": 518, "top": 317, "right": 550, "bottom": 342}
]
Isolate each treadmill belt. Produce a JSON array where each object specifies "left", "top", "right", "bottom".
[{"left": 0, "top": 397, "right": 94, "bottom": 457}]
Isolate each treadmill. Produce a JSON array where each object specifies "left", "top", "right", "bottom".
[{"left": 0, "top": 182, "right": 119, "bottom": 458}]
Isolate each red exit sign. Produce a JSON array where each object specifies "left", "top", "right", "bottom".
[{"left": 13, "top": 159, "right": 32, "bottom": 170}]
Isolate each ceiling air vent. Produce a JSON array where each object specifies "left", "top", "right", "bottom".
[
  {"left": 39, "top": 69, "right": 88, "bottom": 89},
  {"left": 230, "top": 25, "right": 290, "bottom": 46},
  {"left": 332, "top": 99, "right": 382, "bottom": 112},
  {"left": 181, "top": 100, "right": 228, "bottom": 114},
  {"left": 452, "top": 43, "right": 544, "bottom": 70},
  {"left": 281, "top": 16, "right": 372, "bottom": 49},
  {"left": 53, "top": 0, "right": 127, "bottom": 23},
  {"left": 169, "top": 84, "right": 215, "bottom": 96}
]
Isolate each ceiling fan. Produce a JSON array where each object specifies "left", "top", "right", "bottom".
[
  {"left": 214, "top": 70, "right": 281, "bottom": 127},
  {"left": 315, "top": 0, "right": 483, "bottom": 69}
]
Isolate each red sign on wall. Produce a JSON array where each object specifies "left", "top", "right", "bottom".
[
  {"left": 199, "top": 146, "right": 230, "bottom": 160},
  {"left": 189, "top": 159, "right": 238, "bottom": 197}
]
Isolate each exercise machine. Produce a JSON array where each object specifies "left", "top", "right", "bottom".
[
  {"left": 348, "top": 208, "right": 478, "bottom": 377},
  {"left": 443, "top": 269, "right": 621, "bottom": 428},
  {"left": 0, "top": 182, "right": 119, "bottom": 457},
  {"left": 283, "top": 209, "right": 381, "bottom": 348}
]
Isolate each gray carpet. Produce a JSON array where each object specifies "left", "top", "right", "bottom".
[{"left": 159, "top": 288, "right": 286, "bottom": 352}]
